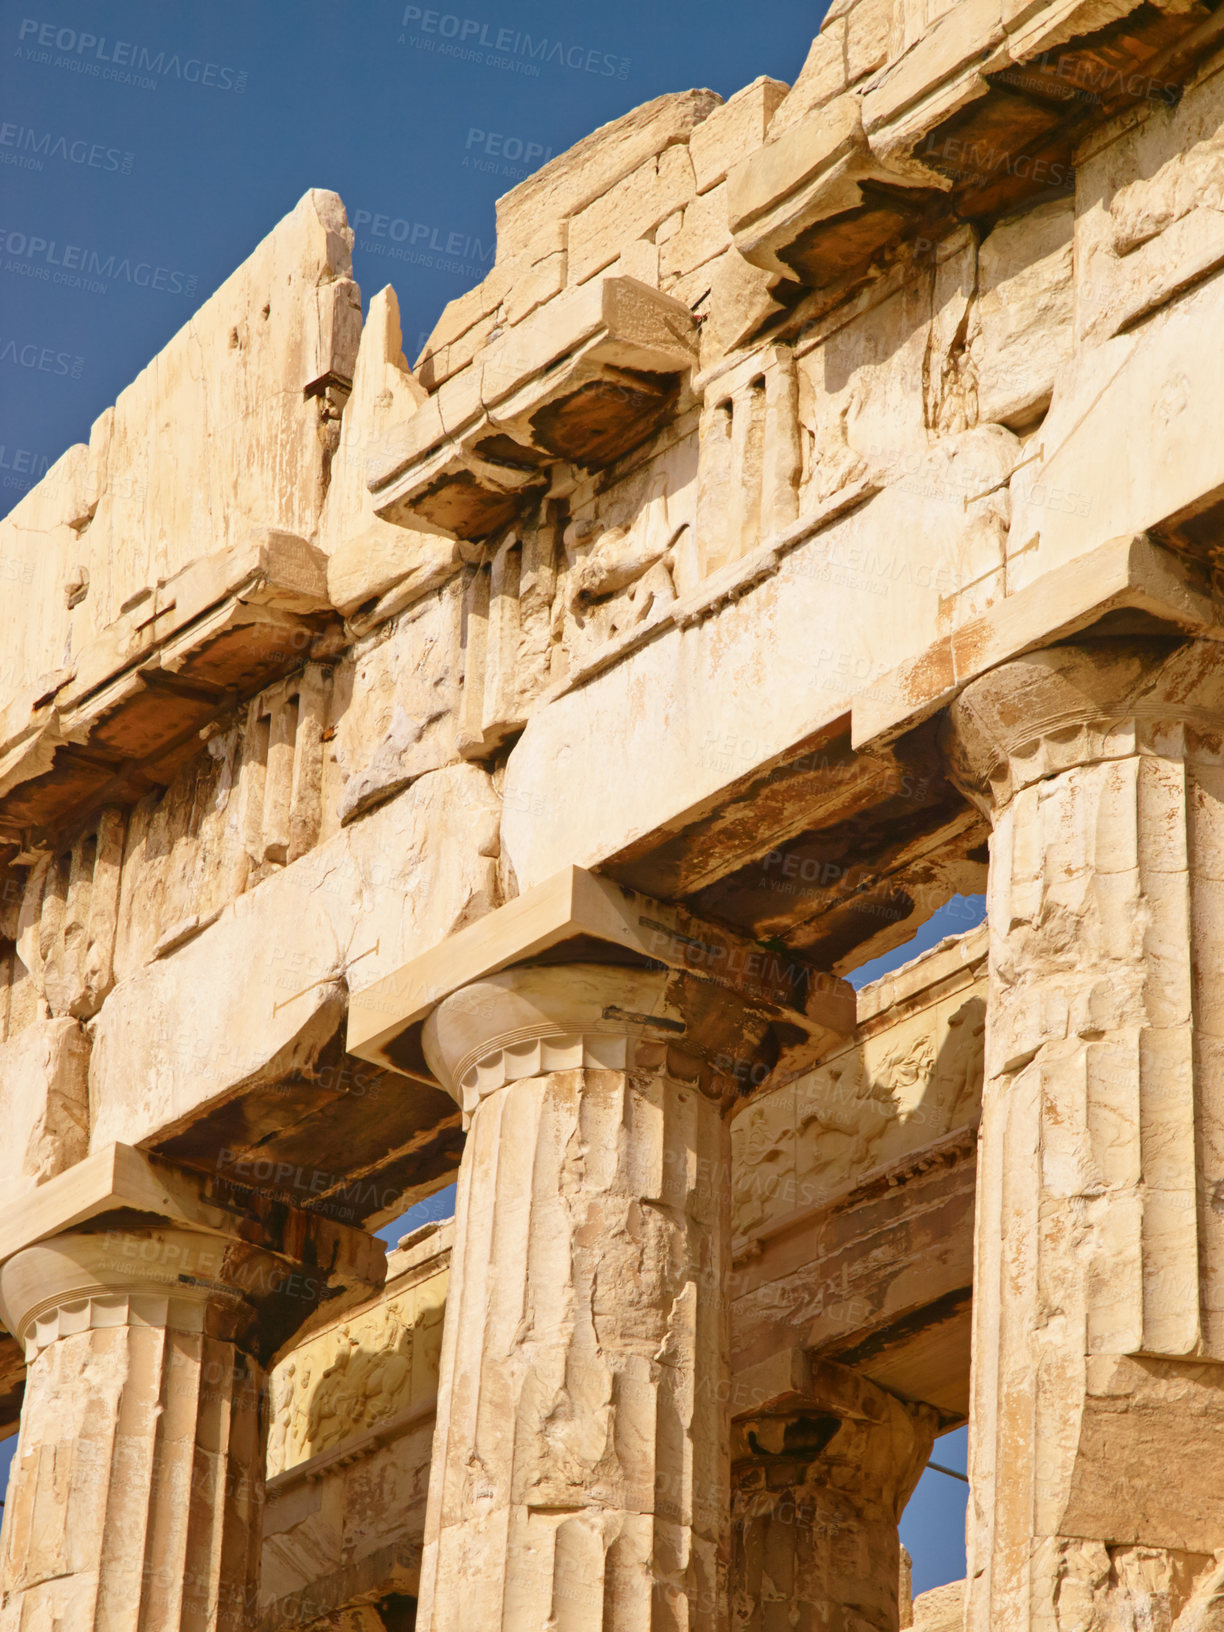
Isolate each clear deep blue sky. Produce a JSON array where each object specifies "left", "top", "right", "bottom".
[
  {"left": 0, "top": 0, "right": 974, "bottom": 1595},
  {"left": 0, "top": 0, "right": 825, "bottom": 508}
]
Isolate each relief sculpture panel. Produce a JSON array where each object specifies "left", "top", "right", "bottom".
[
  {"left": 732, "top": 928, "right": 986, "bottom": 1245},
  {"left": 267, "top": 1232, "right": 449, "bottom": 1478}
]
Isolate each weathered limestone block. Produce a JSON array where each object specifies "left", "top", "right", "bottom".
[
  {"left": 1008, "top": 266, "right": 1224, "bottom": 592},
  {"left": 944, "top": 637, "right": 1224, "bottom": 1631},
  {"left": 692, "top": 250, "right": 787, "bottom": 367},
  {"left": 859, "top": 0, "right": 1007, "bottom": 147},
  {"left": 768, "top": 21, "right": 848, "bottom": 139},
  {"left": 568, "top": 142, "right": 697, "bottom": 285},
  {"left": 502, "top": 245, "right": 568, "bottom": 327},
  {"left": 731, "top": 1358, "right": 937, "bottom": 1632},
  {"left": 0, "top": 1145, "right": 383, "bottom": 1632},
  {"left": 794, "top": 229, "right": 983, "bottom": 510},
  {"left": 88, "top": 763, "right": 499, "bottom": 1154},
  {"left": 0, "top": 189, "right": 358, "bottom": 728},
  {"left": 558, "top": 418, "right": 699, "bottom": 667},
  {"left": 967, "top": 197, "right": 1073, "bottom": 429},
  {"left": 1076, "top": 50, "right": 1224, "bottom": 346},
  {"left": 910, "top": 1580, "right": 963, "bottom": 1631},
  {"left": 330, "top": 581, "right": 464, "bottom": 824},
  {"left": 0, "top": 1014, "right": 89, "bottom": 1195},
  {"left": 12, "top": 593, "right": 465, "bottom": 997},
  {"left": 843, "top": 0, "right": 904, "bottom": 85},
  {"left": 493, "top": 90, "right": 721, "bottom": 266},
  {"left": 688, "top": 78, "right": 789, "bottom": 195},
  {"left": 16, "top": 807, "right": 124, "bottom": 1017},
  {"left": 859, "top": 0, "right": 1187, "bottom": 163},
  {"left": 416, "top": 963, "right": 772, "bottom": 1632},
  {"left": 732, "top": 1134, "right": 977, "bottom": 1422},
  {"left": 659, "top": 184, "right": 733, "bottom": 284},
  {"left": 793, "top": 270, "right": 897, "bottom": 506},
  {"left": 319, "top": 286, "right": 461, "bottom": 622}
]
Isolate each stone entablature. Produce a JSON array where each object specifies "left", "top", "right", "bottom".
[
  {"left": 3, "top": 0, "right": 1224, "bottom": 1624},
  {"left": 731, "top": 923, "right": 986, "bottom": 1248},
  {"left": 256, "top": 925, "right": 980, "bottom": 1628}
]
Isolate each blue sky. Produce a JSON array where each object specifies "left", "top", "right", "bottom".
[
  {"left": 1, "top": 0, "right": 822, "bottom": 511},
  {"left": 0, "top": 0, "right": 974, "bottom": 1598}
]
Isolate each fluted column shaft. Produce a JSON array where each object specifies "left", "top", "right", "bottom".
[
  {"left": 731, "top": 1362, "right": 936, "bottom": 1632},
  {"left": 417, "top": 964, "right": 770, "bottom": 1632},
  {"left": 0, "top": 1162, "right": 381, "bottom": 1632},
  {"left": 944, "top": 637, "right": 1224, "bottom": 1632},
  {"left": 0, "top": 1228, "right": 280, "bottom": 1631}
]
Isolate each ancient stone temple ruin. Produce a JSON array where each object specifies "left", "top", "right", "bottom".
[{"left": 4, "top": 0, "right": 1224, "bottom": 1625}]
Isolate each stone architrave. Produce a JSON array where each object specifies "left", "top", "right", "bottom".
[
  {"left": 943, "top": 638, "right": 1224, "bottom": 1631},
  {"left": 415, "top": 961, "right": 772, "bottom": 1632}
]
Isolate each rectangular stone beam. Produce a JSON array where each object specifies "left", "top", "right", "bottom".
[
  {"left": 0, "top": 1141, "right": 385, "bottom": 1350},
  {"left": 853, "top": 531, "right": 1224, "bottom": 751},
  {"left": 347, "top": 863, "right": 855, "bottom": 1085}
]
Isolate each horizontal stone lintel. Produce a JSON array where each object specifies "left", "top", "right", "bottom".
[
  {"left": 347, "top": 864, "right": 855, "bottom": 1085},
  {"left": 852, "top": 532, "right": 1224, "bottom": 752}
]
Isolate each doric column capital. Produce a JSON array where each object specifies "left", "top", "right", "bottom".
[
  {"left": 0, "top": 1142, "right": 385, "bottom": 1364},
  {"left": 423, "top": 960, "right": 774, "bottom": 1116},
  {"left": 942, "top": 636, "right": 1224, "bottom": 816},
  {"left": 0, "top": 1227, "right": 305, "bottom": 1362},
  {"left": 349, "top": 866, "right": 854, "bottom": 1105}
]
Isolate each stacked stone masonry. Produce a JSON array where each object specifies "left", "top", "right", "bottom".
[{"left": 4, "top": 0, "right": 1224, "bottom": 1624}]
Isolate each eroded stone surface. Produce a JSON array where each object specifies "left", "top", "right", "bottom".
[
  {"left": 2, "top": 4, "right": 1224, "bottom": 1628},
  {"left": 946, "top": 639, "right": 1224, "bottom": 1632}
]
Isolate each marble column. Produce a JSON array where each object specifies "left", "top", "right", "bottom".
[
  {"left": 943, "top": 637, "right": 1224, "bottom": 1631},
  {"left": 731, "top": 1361, "right": 936, "bottom": 1632},
  {"left": 416, "top": 962, "right": 771, "bottom": 1632},
  {"left": 0, "top": 1150, "right": 382, "bottom": 1632}
]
